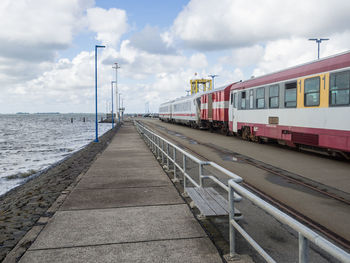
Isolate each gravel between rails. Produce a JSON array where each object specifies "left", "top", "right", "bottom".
[{"left": 0, "top": 124, "right": 120, "bottom": 261}]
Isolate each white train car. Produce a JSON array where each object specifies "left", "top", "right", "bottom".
[
  {"left": 171, "top": 94, "right": 201, "bottom": 127},
  {"left": 159, "top": 100, "right": 173, "bottom": 122}
]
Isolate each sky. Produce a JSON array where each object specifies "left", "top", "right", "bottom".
[{"left": 0, "top": 0, "right": 350, "bottom": 114}]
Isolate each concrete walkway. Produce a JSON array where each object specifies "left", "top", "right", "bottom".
[{"left": 19, "top": 122, "right": 223, "bottom": 263}]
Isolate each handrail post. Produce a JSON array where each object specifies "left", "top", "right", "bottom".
[
  {"left": 183, "top": 155, "right": 187, "bottom": 191},
  {"left": 199, "top": 163, "right": 203, "bottom": 187},
  {"left": 157, "top": 137, "right": 160, "bottom": 158},
  {"left": 166, "top": 143, "right": 169, "bottom": 169},
  {"left": 151, "top": 133, "right": 154, "bottom": 152},
  {"left": 229, "top": 184, "right": 235, "bottom": 257},
  {"left": 173, "top": 148, "right": 177, "bottom": 180},
  {"left": 161, "top": 140, "right": 164, "bottom": 164},
  {"left": 299, "top": 233, "right": 309, "bottom": 263}
]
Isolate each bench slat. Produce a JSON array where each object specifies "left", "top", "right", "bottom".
[
  {"left": 186, "top": 187, "right": 242, "bottom": 217},
  {"left": 205, "top": 187, "right": 229, "bottom": 213},
  {"left": 195, "top": 188, "right": 228, "bottom": 216},
  {"left": 205, "top": 188, "right": 242, "bottom": 216},
  {"left": 186, "top": 188, "right": 216, "bottom": 216}
]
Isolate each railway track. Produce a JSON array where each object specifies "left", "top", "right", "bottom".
[{"left": 141, "top": 120, "right": 350, "bottom": 251}]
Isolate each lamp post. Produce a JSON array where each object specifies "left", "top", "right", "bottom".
[
  {"left": 308, "top": 38, "right": 329, "bottom": 59},
  {"left": 119, "top": 93, "right": 121, "bottom": 123},
  {"left": 208, "top": 74, "right": 219, "bottom": 90},
  {"left": 94, "top": 44, "right": 105, "bottom": 142},
  {"left": 111, "top": 81, "right": 116, "bottom": 128},
  {"left": 122, "top": 98, "right": 124, "bottom": 121},
  {"left": 112, "top": 63, "right": 120, "bottom": 123}
]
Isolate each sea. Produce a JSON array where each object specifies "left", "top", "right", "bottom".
[{"left": 0, "top": 113, "right": 113, "bottom": 196}]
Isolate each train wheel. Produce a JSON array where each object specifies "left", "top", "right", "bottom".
[{"left": 242, "top": 127, "right": 250, "bottom": 140}]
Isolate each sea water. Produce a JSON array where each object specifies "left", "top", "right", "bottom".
[{"left": 0, "top": 113, "right": 113, "bottom": 196}]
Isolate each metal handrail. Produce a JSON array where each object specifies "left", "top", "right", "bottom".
[
  {"left": 228, "top": 179, "right": 350, "bottom": 263},
  {"left": 136, "top": 121, "right": 242, "bottom": 183},
  {"left": 135, "top": 121, "right": 350, "bottom": 263}
]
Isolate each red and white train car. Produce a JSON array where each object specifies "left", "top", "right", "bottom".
[
  {"left": 200, "top": 84, "right": 235, "bottom": 132},
  {"left": 228, "top": 51, "right": 350, "bottom": 154}
]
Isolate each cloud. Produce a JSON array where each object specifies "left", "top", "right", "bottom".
[
  {"left": 0, "top": 0, "right": 94, "bottom": 61},
  {"left": 87, "top": 7, "right": 128, "bottom": 47},
  {"left": 129, "top": 25, "right": 176, "bottom": 54},
  {"left": 218, "top": 45, "right": 265, "bottom": 68},
  {"left": 110, "top": 40, "right": 188, "bottom": 79},
  {"left": 252, "top": 33, "right": 350, "bottom": 77},
  {"left": 172, "top": 0, "right": 350, "bottom": 51}
]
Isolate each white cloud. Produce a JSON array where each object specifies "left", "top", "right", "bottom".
[
  {"left": 189, "top": 53, "right": 208, "bottom": 69},
  {"left": 112, "top": 40, "right": 188, "bottom": 79},
  {"left": 173, "top": 0, "right": 350, "bottom": 50},
  {"left": 218, "top": 45, "right": 265, "bottom": 68},
  {"left": 87, "top": 7, "right": 128, "bottom": 47},
  {"left": 129, "top": 25, "right": 176, "bottom": 54},
  {"left": 252, "top": 33, "right": 350, "bottom": 77},
  {"left": 0, "top": 0, "right": 94, "bottom": 61}
]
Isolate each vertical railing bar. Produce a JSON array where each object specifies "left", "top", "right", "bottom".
[
  {"left": 173, "top": 148, "right": 177, "bottom": 180},
  {"left": 166, "top": 143, "right": 169, "bottom": 169},
  {"left": 183, "top": 154, "right": 187, "bottom": 191},
  {"left": 229, "top": 185, "right": 235, "bottom": 257},
  {"left": 299, "top": 233, "right": 309, "bottom": 263},
  {"left": 199, "top": 163, "right": 203, "bottom": 187},
  {"left": 161, "top": 140, "right": 164, "bottom": 164}
]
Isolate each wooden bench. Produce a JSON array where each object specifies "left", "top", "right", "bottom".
[{"left": 186, "top": 187, "right": 242, "bottom": 219}]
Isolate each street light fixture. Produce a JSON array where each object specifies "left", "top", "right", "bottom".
[
  {"left": 94, "top": 44, "right": 105, "bottom": 143},
  {"left": 308, "top": 38, "right": 329, "bottom": 59},
  {"left": 208, "top": 74, "right": 219, "bottom": 90}
]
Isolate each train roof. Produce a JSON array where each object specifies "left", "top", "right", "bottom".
[
  {"left": 230, "top": 50, "right": 350, "bottom": 91},
  {"left": 160, "top": 82, "right": 238, "bottom": 107}
]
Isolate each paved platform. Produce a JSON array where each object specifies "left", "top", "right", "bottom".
[{"left": 19, "top": 123, "right": 223, "bottom": 263}]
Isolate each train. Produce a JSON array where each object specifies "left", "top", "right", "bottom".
[{"left": 159, "top": 51, "right": 350, "bottom": 157}]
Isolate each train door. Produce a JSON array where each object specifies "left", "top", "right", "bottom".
[
  {"left": 229, "top": 91, "right": 238, "bottom": 132},
  {"left": 169, "top": 105, "right": 172, "bottom": 121},
  {"left": 208, "top": 94, "right": 213, "bottom": 121},
  {"left": 195, "top": 97, "right": 201, "bottom": 124},
  {"left": 297, "top": 73, "right": 328, "bottom": 108}
]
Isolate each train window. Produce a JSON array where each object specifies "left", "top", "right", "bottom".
[
  {"left": 269, "top": 85, "right": 279, "bottom": 108},
  {"left": 241, "top": 91, "right": 246, "bottom": 109},
  {"left": 256, "top": 87, "right": 265, "bottom": 109},
  {"left": 234, "top": 93, "right": 237, "bottom": 108},
  {"left": 230, "top": 93, "right": 233, "bottom": 105},
  {"left": 285, "top": 82, "right": 297, "bottom": 107},
  {"left": 330, "top": 71, "right": 350, "bottom": 106},
  {"left": 249, "top": 90, "right": 254, "bottom": 108},
  {"left": 304, "top": 77, "right": 320, "bottom": 107}
]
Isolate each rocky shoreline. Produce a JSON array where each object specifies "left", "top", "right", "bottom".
[{"left": 0, "top": 125, "right": 120, "bottom": 261}]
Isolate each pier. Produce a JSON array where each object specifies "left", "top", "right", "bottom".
[
  {"left": 3, "top": 120, "right": 349, "bottom": 262},
  {"left": 16, "top": 122, "right": 225, "bottom": 262}
]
